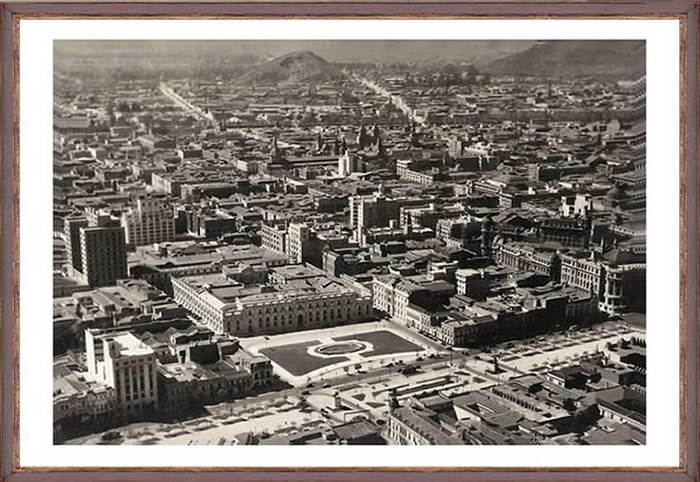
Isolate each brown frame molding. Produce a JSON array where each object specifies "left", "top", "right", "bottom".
[{"left": 0, "top": 2, "right": 697, "bottom": 481}]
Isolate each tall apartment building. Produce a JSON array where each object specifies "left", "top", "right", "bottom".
[
  {"left": 85, "top": 330, "right": 158, "bottom": 418},
  {"left": 349, "top": 186, "right": 428, "bottom": 245},
  {"left": 287, "top": 223, "right": 310, "bottom": 264},
  {"left": 261, "top": 222, "right": 287, "bottom": 254},
  {"left": 63, "top": 217, "right": 89, "bottom": 274},
  {"left": 121, "top": 196, "right": 175, "bottom": 247},
  {"left": 337, "top": 151, "right": 362, "bottom": 177},
  {"left": 78, "top": 225, "right": 128, "bottom": 287}
]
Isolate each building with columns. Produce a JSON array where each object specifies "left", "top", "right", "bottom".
[
  {"left": 85, "top": 330, "right": 158, "bottom": 419},
  {"left": 560, "top": 249, "right": 645, "bottom": 315},
  {"left": 493, "top": 240, "right": 561, "bottom": 282},
  {"left": 598, "top": 263, "right": 646, "bottom": 315},
  {"left": 172, "top": 265, "right": 374, "bottom": 336}
]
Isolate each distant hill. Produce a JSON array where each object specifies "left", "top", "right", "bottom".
[
  {"left": 484, "top": 40, "right": 645, "bottom": 80},
  {"left": 55, "top": 40, "right": 536, "bottom": 64},
  {"left": 237, "top": 51, "right": 344, "bottom": 84}
]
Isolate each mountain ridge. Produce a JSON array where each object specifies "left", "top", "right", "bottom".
[
  {"left": 484, "top": 40, "right": 645, "bottom": 80},
  {"left": 237, "top": 50, "right": 344, "bottom": 85}
]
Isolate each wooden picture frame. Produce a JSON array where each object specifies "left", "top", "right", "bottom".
[{"left": 0, "top": 2, "right": 697, "bottom": 481}]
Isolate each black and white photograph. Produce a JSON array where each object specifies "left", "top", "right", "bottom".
[{"left": 50, "top": 37, "right": 652, "bottom": 449}]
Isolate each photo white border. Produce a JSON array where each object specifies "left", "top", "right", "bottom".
[{"left": 19, "top": 18, "right": 680, "bottom": 468}]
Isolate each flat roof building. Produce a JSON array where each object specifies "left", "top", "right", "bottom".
[
  {"left": 172, "top": 265, "right": 374, "bottom": 336},
  {"left": 78, "top": 225, "right": 128, "bottom": 288}
]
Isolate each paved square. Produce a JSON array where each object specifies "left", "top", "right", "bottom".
[
  {"left": 250, "top": 324, "right": 431, "bottom": 384},
  {"left": 260, "top": 341, "right": 350, "bottom": 376}
]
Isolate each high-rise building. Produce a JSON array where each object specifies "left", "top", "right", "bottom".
[
  {"left": 287, "top": 223, "right": 310, "bottom": 264},
  {"left": 121, "top": 196, "right": 175, "bottom": 247},
  {"left": 350, "top": 186, "right": 428, "bottom": 245},
  {"left": 63, "top": 217, "right": 88, "bottom": 274},
  {"left": 261, "top": 222, "right": 287, "bottom": 254},
  {"left": 337, "top": 151, "right": 362, "bottom": 177},
  {"left": 78, "top": 225, "right": 128, "bottom": 287}
]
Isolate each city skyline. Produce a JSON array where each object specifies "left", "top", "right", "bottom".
[{"left": 52, "top": 39, "right": 647, "bottom": 448}]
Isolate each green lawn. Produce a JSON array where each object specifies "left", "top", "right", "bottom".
[
  {"left": 261, "top": 341, "right": 350, "bottom": 376},
  {"left": 334, "top": 330, "right": 423, "bottom": 358}
]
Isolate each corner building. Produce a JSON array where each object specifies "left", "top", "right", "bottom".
[{"left": 85, "top": 331, "right": 158, "bottom": 419}]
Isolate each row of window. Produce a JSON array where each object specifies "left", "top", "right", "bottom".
[{"left": 124, "top": 389, "right": 155, "bottom": 402}]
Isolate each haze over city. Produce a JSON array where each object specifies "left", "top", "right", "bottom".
[{"left": 52, "top": 39, "right": 647, "bottom": 448}]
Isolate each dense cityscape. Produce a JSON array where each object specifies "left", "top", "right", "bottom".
[{"left": 53, "top": 40, "right": 647, "bottom": 446}]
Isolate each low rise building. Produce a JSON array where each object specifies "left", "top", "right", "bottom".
[
  {"left": 386, "top": 406, "right": 463, "bottom": 445},
  {"left": 493, "top": 240, "right": 561, "bottom": 282},
  {"left": 129, "top": 243, "right": 287, "bottom": 294},
  {"left": 172, "top": 265, "right": 374, "bottom": 336},
  {"left": 53, "top": 354, "right": 118, "bottom": 442},
  {"left": 157, "top": 346, "right": 272, "bottom": 418},
  {"left": 560, "top": 249, "right": 645, "bottom": 315}
]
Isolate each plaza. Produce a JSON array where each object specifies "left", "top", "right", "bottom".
[{"left": 244, "top": 321, "right": 429, "bottom": 385}]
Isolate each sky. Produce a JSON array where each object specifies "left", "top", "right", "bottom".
[{"left": 54, "top": 40, "right": 537, "bottom": 64}]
